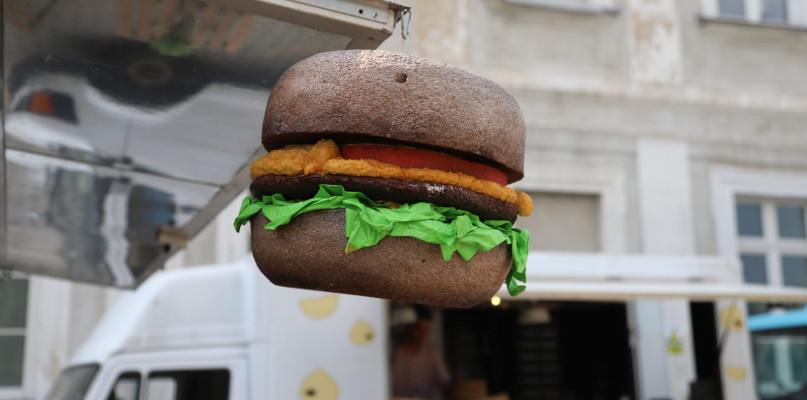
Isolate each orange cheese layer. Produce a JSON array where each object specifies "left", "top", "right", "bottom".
[{"left": 250, "top": 139, "right": 534, "bottom": 216}]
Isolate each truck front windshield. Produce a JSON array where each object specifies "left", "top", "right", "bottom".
[
  {"left": 754, "top": 332, "right": 807, "bottom": 399},
  {"left": 43, "top": 364, "right": 100, "bottom": 400}
]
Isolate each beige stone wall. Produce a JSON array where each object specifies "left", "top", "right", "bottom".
[
  {"left": 380, "top": 0, "right": 807, "bottom": 260},
  {"left": 680, "top": 1, "right": 807, "bottom": 95}
]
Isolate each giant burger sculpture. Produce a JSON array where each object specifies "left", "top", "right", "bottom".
[{"left": 234, "top": 50, "right": 532, "bottom": 308}]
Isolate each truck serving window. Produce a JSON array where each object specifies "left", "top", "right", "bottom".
[
  {"left": 146, "top": 369, "right": 229, "bottom": 400},
  {"left": 43, "top": 364, "right": 100, "bottom": 400}
]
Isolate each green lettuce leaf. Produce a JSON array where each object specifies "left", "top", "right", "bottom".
[{"left": 234, "top": 184, "right": 528, "bottom": 296}]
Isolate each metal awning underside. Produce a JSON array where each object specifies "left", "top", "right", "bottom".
[{"left": 0, "top": 0, "right": 409, "bottom": 287}]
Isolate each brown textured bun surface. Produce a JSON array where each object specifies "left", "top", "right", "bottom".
[
  {"left": 251, "top": 210, "right": 511, "bottom": 308},
  {"left": 262, "top": 50, "right": 526, "bottom": 183}
]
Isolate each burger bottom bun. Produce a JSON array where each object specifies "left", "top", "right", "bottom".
[{"left": 250, "top": 209, "right": 511, "bottom": 308}]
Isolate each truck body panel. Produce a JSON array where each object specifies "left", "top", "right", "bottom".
[{"left": 59, "top": 257, "right": 388, "bottom": 399}]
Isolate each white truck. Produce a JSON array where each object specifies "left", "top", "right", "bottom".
[{"left": 42, "top": 257, "right": 389, "bottom": 400}]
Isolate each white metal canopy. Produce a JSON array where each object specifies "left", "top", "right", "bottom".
[
  {"left": 0, "top": 0, "right": 410, "bottom": 287},
  {"left": 498, "top": 252, "right": 807, "bottom": 302}
]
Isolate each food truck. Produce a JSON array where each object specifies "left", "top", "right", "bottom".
[{"left": 43, "top": 257, "right": 388, "bottom": 400}]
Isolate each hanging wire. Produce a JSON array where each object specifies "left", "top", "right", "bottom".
[{"left": 397, "top": 7, "right": 412, "bottom": 40}]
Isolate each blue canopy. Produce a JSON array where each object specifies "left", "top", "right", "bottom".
[{"left": 749, "top": 307, "right": 807, "bottom": 332}]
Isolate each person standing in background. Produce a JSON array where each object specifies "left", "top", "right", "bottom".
[{"left": 392, "top": 305, "right": 451, "bottom": 400}]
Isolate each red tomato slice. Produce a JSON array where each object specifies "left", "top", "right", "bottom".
[{"left": 340, "top": 144, "right": 508, "bottom": 186}]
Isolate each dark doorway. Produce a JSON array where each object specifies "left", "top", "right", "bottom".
[
  {"left": 689, "top": 302, "right": 723, "bottom": 400},
  {"left": 442, "top": 301, "right": 635, "bottom": 400}
]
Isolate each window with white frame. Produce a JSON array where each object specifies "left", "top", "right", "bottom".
[
  {"left": 736, "top": 199, "right": 807, "bottom": 313},
  {"left": 0, "top": 279, "right": 28, "bottom": 388},
  {"left": 706, "top": 0, "right": 807, "bottom": 26}
]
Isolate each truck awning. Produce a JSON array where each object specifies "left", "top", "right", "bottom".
[
  {"left": 0, "top": 0, "right": 410, "bottom": 287},
  {"left": 498, "top": 253, "right": 807, "bottom": 302}
]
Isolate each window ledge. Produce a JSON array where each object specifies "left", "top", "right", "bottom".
[
  {"left": 504, "top": 0, "right": 619, "bottom": 16},
  {"left": 698, "top": 14, "right": 807, "bottom": 32}
]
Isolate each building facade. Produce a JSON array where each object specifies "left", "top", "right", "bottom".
[{"left": 380, "top": 0, "right": 807, "bottom": 399}]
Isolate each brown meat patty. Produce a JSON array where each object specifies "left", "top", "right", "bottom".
[{"left": 250, "top": 174, "right": 519, "bottom": 223}]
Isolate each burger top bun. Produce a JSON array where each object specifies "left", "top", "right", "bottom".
[{"left": 261, "top": 50, "right": 527, "bottom": 183}]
